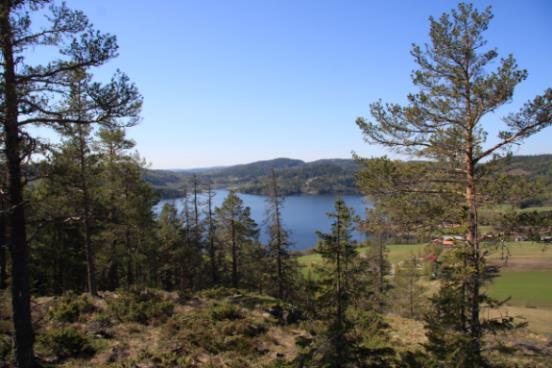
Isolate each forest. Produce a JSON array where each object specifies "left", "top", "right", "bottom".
[
  {"left": 145, "top": 155, "right": 552, "bottom": 199},
  {"left": 0, "top": 1, "right": 551, "bottom": 368}
]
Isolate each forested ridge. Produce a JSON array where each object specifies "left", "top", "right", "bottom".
[
  {"left": 145, "top": 154, "right": 552, "bottom": 200},
  {"left": 0, "top": 2, "right": 551, "bottom": 368}
]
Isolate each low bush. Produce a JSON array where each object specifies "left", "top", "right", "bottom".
[
  {"left": 165, "top": 303, "right": 269, "bottom": 358},
  {"left": 108, "top": 288, "right": 174, "bottom": 324},
  {"left": 49, "top": 292, "right": 96, "bottom": 323},
  {"left": 36, "top": 327, "right": 95, "bottom": 360},
  {"left": 209, "top": 302, "right": 244, "bottom": 321}
]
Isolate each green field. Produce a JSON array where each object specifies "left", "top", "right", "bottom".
[
  {"left": 486, "top": 270, "right": 552, "bottom": 307},
  {"left": 298, "top": 242, "right": 552, "bottom": 308}
]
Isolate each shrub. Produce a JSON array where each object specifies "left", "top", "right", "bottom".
[
  {"left": 49, "top": 292, "right": 96, "bottom": 323},
  {"left": 36, "top": 327, "right": 95, "bottom": 360},
  {"left": 165, "top": 306, "right": 268, "bottom": 357},
  {"left": 108, "top": 288, "right": 174, "bottom": 324}
]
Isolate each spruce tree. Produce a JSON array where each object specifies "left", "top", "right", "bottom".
[
  {"left": 204, "top": 181, "right": 219, "bottom": 285},
  {"left": 177, "top": 190, "right": 204, "bottom": 290},
  {"left": 311, "top": 197, "right": 363, "bottom": 367},
  {"left": 215, "top": 190, "right": 259, "bottom": 289},
  {"left": 265, "top": 169, "right": 297, "bottom": 300}
]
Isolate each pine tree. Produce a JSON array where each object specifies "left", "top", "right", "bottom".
[
  {"left": 0, "top": 2, "right": 140, "bottom": 363},
  {"left": 355, "top": 3, "right": 551, "bottom": 365},
  {"left": 96, "top": 128, "right": 133, "bottom": 290},
  {"left": 0, "top": 172, "right": 7, "bottom": 290},
  {"left": 54, "top": 70, "right": 100, "bottom": 296}
]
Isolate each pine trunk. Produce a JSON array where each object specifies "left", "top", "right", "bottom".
[
  {"left": 0, "top": 3, "right": 36, "bottom": 364},
  {"left": 466, "top": 154, "right": 482, "bottom": 364},
  {"left": 0, "top": 208, "right": 7, "bottom": 290}
]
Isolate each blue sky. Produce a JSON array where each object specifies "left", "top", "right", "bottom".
[{"left": 46, "top": 1, "right": 552, "bottom": 169}]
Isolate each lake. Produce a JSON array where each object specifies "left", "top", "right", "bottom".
[{"left": 155, "top": 190, "right": 370, "bottom": 250}]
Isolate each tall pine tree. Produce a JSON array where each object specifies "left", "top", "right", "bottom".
[{"left": 356, "top": 3, "right": 551, "bottom": 365}]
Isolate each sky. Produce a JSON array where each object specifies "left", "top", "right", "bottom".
[{"left": 33, "top": 1, "right": 552, "bottom": 169}]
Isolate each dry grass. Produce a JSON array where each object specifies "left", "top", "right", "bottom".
[{"left": 483, "top": 305, "right": 552, "bottom": 335}]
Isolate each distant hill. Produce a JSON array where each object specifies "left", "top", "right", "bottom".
[
  {"left": 144, "top": 154, "right": 552, "bottom": 199},
  {"left": 499, "top": 154, "right": 552, "bottom": 178},
  {"left": 144, "top": 157, "right": 359, "bottom": 197}
]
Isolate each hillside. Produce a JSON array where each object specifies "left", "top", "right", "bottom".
[
  {"left": 1, "top": 286, "right": 550, "bottom": 367},
  {"left": 144, "top": 154, "right": 552, "bottom": 199}
]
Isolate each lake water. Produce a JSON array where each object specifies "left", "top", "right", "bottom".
[{"left": 155, "top": 190, "right": 370, "bottom": 250}]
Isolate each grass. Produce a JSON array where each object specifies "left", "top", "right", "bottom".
[
  {"left": 298, "top": 243, "right": 426, "bottom": 271},
  {"left": 299, "top": 241, "right": 552, "bottom": 308}
]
